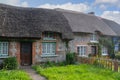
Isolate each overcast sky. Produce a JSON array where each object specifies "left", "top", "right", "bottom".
[{"left": 0, "top": 0, "right": 120, "bottom": 24}]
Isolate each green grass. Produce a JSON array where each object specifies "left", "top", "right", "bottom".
[
  {"left": 33, "top": 64, "right": 120, "bottom": 80},
  {"left": 0, "top": 70, "right": 31, "bottom": 80}
]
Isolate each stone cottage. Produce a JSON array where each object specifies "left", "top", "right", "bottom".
[
  {"left": 56, "top": 9, "right": 120, "bottom": 57},
  {"left": 0, "top": 4, "right": 73, "bottom": 65}
]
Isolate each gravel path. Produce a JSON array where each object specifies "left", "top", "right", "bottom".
[{"left": 20, "top": 66, "right": 46, "bottom": 80}]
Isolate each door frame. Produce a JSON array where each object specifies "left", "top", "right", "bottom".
[
  {"left": 20, "top": 42, "right": 32, "bottom": 66},
  {"left": 91, "top": 45, "right": 97, "bottom": 56}
]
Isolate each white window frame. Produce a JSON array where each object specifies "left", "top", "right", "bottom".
[
  {"left": 90, "top": 33, "right": 98, "bottom": 42},
  {"left": 77, "top": 45, "right": 87, "bottom": 56},
  {"left": 43, "top": 32, "right": 56, "bottom": 40},
  {"left": 42, "top": 42, "right": 56, "bottom": 55},
  {"left": 102, "top": 46, "right": 108, "bottom": 56},
  {"left": 0, "top": 42, "right": 9, "bottom": 56}
]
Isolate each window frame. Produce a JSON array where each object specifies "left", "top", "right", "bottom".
[
  {"left": 0, "top": 42, "right": 9, "bottom": 56},
  {"left": 77, "top": 45, "right": 87, "bottom": 56},
  {"left": 42, "top": 42, "right": 56, "bottom": 55},
  {"left": 90, "top": 33, "right": 98, "bottom": 42},
  {"left": 102, "top": 46, "right": 108, "bottom": 56},
  {"left": 43, "top": 32, "right": 56, "bottom": 40}
]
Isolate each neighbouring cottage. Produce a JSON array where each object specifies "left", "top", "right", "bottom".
[
  {"left": 0, "top": 4, "right": 73, "bottom": 65},
  {"left": 56, "top": 9, "right": 120, "bottom": 57},
  {"left": 101, "top": 18, "right": 120, "bottom": 52}
]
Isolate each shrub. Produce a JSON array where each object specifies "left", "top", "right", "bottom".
[
  {"left": 56, "top": 61, "right": 67, "bottom": 66},
  {"left": 3, "top": 57, "right": 18, "bottom": 70},
  {"left": 88, "top": 53, "right": 94, "bottom": 57},
  {"left": 115, "top": 52, "right": 120, "bottom": 60},
  {"left": 0, "top": 63, "right": 3, "bottom": 70},
  {"left": 109, "top": 53, "right": 115, "bottom": 59},
  {"left": 66, "top": 52, "right": 75, "bottom": 64},
  {"left": 44, "top": 61, "right": 55, "bottom": 67}
]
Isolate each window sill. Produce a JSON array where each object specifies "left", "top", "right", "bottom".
[
  {"left": 102, "top": 54, "right": 108, "bottom": 56},
  {"left": 0, "top": 56, "right": 9, "bottom": 58},
  {"left": 78, "top": 55, "right": 88, "bottom": 57},
  {"left": 41, "top": 54, "right": 59, "bottom": 57},
  {"left": 43, "top": 38, "right": 56, "bottom": 40},
  {"left": 90, "top": 41, "right": 98, "bottom": 43}
]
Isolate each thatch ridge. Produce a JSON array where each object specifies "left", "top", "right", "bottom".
[
  {"left": 102, "top": 18, "right": 120, "bottom": 36},
  {"left": 55, "top": 8, "right": 117, "bottom": 36},
  {"left": 0, "top": 4, "right": 73, "bottom": 40}
]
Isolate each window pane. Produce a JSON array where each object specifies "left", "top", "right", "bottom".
[
  {"left": 43, "top": 32, "right": 55, "bottom": 40},
  {"left": 0, "top": 42, "right": 8, "bottom": 56},
  {"left": 77, "top": 46, "right": 86, "bottom": 56},
  {"left": 42, "top": 42, "right": 56, "bottom": 55},
  {"left": 77, "top": 47, "right": 79, "bottom": 54}
]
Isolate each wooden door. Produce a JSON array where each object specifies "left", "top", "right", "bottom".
[
  {"left": 20, "top": 42, "right": 32, "bottom": 66},
  {"left": 91, "top": 46, "right": 97, "bottom": 56}
]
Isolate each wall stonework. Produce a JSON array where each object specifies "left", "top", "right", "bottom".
[
  {"left": 69, "top": 33, "right": 99, "bottom": 56},
  {"left": 6, "top": 35, "right": 67, "bottom": 64},
  {"left": 33, "top": 36, "right": 66, "bottom": 64},
  {"left": 9, "top": 42, "right": 17, "bottom": 56},
  {"left": 9, "top": 42, "right": 20, "bottom": 64}
]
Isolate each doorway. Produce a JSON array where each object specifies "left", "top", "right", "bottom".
[{"left": 20, "top": 42, "right": 32, "bottom": 66}]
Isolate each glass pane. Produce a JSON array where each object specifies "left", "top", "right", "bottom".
[
  {"left": 42, "top": 42, "right": 56, "bottom": 55},
  {"left": 0, "top": 42, "right": 8, "bottom": 55}
]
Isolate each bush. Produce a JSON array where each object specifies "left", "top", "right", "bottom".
[
  {"left": 109, "top": 53, "right": 115, "bottom": 59},
  {"left": 40, "top": 61, "right": 67, "bottom": 68},
  {"left": 0, "top": 63, "right": 3, "bottom": 70},
  {"left": 66, "top": 52, "right": 75, "bottom": 64},
  {"left": 3, "top": 57, "right": 18, "bottom": 70},
  {"left": 115, "top": 52, "right": 120, "bottom": 60},
  {"left": 44, "top": 61, "right": 55, "bottom": 67}
]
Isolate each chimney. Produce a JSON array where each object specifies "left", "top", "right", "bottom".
[{"left": 88, "top": 12, "right": 95, "bottom": 15}]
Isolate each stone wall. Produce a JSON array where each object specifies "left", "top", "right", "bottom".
[
  {"left": 9, "top": 42, "right": 20, "bottom": 64},
  {"left": 33, "top": 36, "right": 67, "bottom": 64},
  {"left": 69, "top": 33, "right": 99, "bottom": 56}
]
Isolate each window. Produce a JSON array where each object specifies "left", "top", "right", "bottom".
[
  {"left": 114, "top": 43, "right": 119, "bottom": 51},
  {"left": 42, "top": 42, "right": 56, "bottom": 55},
  {"left": 77, "top": 45, "right": 86, "bottom": 56},
  {"left": 43, "top": 32, "right": 55, "bottom": 40},
  {"left": 91, "top": 46, "right": 97, "bottom": 55},
  {"left": 0, "top": 42, "right": 9, "bottom": 56},
  {"left": 102, "top": 46, "right": 108, "bottom": 55},
  {"left": 90, "top": 33, "right": 98, "bottom": 42}
]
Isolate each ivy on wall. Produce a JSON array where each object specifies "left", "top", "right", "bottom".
[
  {"left": 99, "top": 37, "right": 114, "bottom": 58},
  {"left": 88, "top": 37, "right": 114, "bottom": 58}
]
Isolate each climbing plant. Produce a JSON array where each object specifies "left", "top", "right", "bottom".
[
  {"left": 99, "top": 37, "right": 114, "bottom": 58},
  {"left": 88, "top": 42, "right": 101, "bottom": 57},
  {"left": 88, "top": 37, "right": 114, "bottom": 58}
]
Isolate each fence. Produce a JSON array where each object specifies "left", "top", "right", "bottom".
[{"left": 77, "top": 56, "right": 119, "bottom": 72}]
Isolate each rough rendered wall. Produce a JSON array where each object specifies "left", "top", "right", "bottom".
[
  {"left": 9, "top": 42, "right": 20, "bottom": 64},
  {"left": 34, "top": 36, "right": 66, "bottom": 64},
  {"left": 69, "top": 33, "right": 95, "bottom": 56}
]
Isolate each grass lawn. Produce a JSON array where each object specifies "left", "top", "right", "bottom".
[
  {"left": 33, "top": 64, "right": 120, "bottom": 80},
  {"left": 0, "top": 70, "right": 31, "bottom": 80}
]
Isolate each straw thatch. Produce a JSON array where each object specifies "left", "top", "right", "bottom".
[
  {"left": 102, "top": 18, "right": 120, "bottom": 36},
  {"left": 55, "top": 9, "right": 117, "bottom": 36},
  {"left": 0, "top": 4, "right": 73, "bottom": 40}
]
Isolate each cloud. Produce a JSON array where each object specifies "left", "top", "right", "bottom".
[
  {"left": 21, "top": 1, "right": 29, "bottom": 7},
  {"left": 38, "top": 2, "right": 90, "bottom": 12},
  {"left": 99, "top": 4, "right": 107, "bottom": 10},
  {"left": 0, "top": 0, "right": 20, "bottom": 6},
  {"left": 101, "top": 11, "right": 120, "bottom": 24},
  {"left": 0, "top": 0, "right": 29, "bottom": 7},
  {"left": 95, "top": 0, "right": 118, "bottom": 4}
]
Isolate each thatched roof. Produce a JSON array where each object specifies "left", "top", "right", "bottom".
[
  {"left": 55, "top": 9, "right": 117, "bottom": 36},
  {"left": 102, "top": 18, "right": 120, "bottom": 36},
  {"left": 0, "top": 4, "right": 73, "bottom": 40}
]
